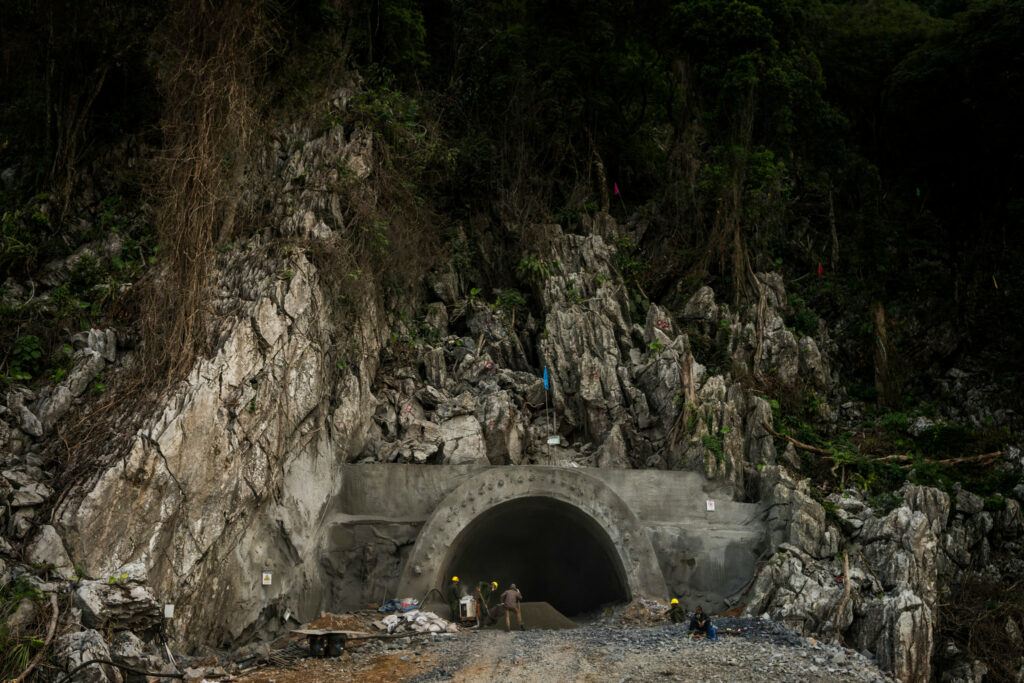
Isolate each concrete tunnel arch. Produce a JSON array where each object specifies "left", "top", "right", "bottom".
[{"left": 396, "top": 467, "right": 669, "bottom": 616}]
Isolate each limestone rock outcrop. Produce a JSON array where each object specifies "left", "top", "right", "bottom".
[
  {"left": 741, "top": 480, "right": 1012, "bottom": 683},
  {"left": 49, "top": 103, "right": 391, "bottom": 648}
]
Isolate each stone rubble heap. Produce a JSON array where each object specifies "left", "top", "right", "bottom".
[{"left": 377, "top": 610, "right": 459, "bottom": 635}]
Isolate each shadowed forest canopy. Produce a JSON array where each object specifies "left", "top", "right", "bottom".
[{"left": 1, "top": 0, "right": 1022, "bottom": 393}]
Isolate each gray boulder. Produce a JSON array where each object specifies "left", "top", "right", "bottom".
[
  {"left": 25, "top": 525, "right": 76, "bottom": 579},
  {"left": 74, "top": 580, "right": 161, "bottom": 633},
  {"left": 849, "top": 589, "right": 934, "bottom": 683},
  {"left": 438, "top": 415, "right": 487, "bottom": 464},
  {"left": 954, "top": 486, "right": 985, "bottom": 515},
  {"left": 476, "top": 391, "right": 524, "bottom": 465},
  {"left": 682, "top": 286, "right": 718, "bottom": 322},
  {"left": 55, "top": 629, "right": 123, "bottom": 683},
  {"left": 109, "top": 630, "right": 164, "bottom": 682}
]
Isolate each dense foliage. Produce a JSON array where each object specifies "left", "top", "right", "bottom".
[{"left": 1, "top": 0, "right": 1022, "bottom": 398}]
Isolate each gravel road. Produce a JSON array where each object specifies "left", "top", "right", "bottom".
[{"left": 233, "top": 615, "right": 895, "bottom": 682}]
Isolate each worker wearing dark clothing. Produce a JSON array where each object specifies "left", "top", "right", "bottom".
[
  {"left": 689, "top": 606, "right": 711, "bottom": 634},
  {"left": 500, "top": 583, "right": 524, "bottom": 631},
  {"left": 667, "top": 599, "right": 686, "bottom": 624},
  {"left": 476, "top": 580, "right": 498, "bottom": 622},
  {"left": 448, "top": 576, "right": 464, "bottom": 621}
]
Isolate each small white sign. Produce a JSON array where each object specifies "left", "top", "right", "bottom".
[
  {"left": 547, "top": 436, "right": 561, "bottom": 446},
  {"left": 706, "top": 499, "right": 716, "bottom": 511},
  {"left": 262, "top": 571, "right": 273, "bottom": 586},
  {"left": 164, "top": 604, "right": 175, "bottom": 619}
]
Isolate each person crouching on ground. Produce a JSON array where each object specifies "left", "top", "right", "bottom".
[
  {"left": 667, "top": 598, "right": 686, "bottom": 624},
  {"left": 501, "top": 583, "right": 524, "bottom": 631},
  {"left": 689, "top": 605, "right": 711, "bottom": 635}
]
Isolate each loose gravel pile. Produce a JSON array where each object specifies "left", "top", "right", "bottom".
[{"left": 406, "top": 618, "right": 893, "bottom": 683}]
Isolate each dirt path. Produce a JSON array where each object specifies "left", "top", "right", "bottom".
[{"left": 232, "top": 622, "right": 893, "bottom": 683}]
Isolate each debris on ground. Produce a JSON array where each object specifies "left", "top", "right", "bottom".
[
  {"left": 306, "top": 611, "right": 377, "bottom": 633},
  {"left": 378, "top": 597, "right": 420, "bottom": 612},
  {"left": 620, "top": 598, "right": 670, "bottom": 626},
  {"left": 230, "top": 612, "right": 894, "bottom": 683},
  {"left": 376, "top": 610, "right": 458, "bottom": 634}
]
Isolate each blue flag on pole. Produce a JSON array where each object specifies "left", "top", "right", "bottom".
[{"left": 543, "top": 367, "right": 549, "bottom": 391}]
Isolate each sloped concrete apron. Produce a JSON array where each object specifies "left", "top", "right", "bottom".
[{"left": 396, "top": 466, "right": 669, "bottom": 601}]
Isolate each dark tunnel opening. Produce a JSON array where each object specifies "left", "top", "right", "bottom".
[{"left": 441, "top": 497, "right": 630, "bottom": 617}]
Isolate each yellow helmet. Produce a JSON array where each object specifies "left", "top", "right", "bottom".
[
  {"left": 491, "top": 581, "right": 498, "bottom": 588},
  {"left": 671, "top": 598, "right": 679, "bottom": 604},
  {"left": 452, "top": 576, "right": 459, "bottom": 582}
]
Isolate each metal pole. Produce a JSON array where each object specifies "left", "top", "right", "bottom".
[{"left": 545, "top": 388, "right": 550, "bottom": 461}]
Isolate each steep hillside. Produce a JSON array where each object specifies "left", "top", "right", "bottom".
[{"left": 2, "top": 1, "right": 1022, "bottom": 681}]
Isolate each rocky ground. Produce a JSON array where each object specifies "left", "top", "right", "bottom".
[{"left": 231, "top": 614, "right": 893, "bottom": 683}]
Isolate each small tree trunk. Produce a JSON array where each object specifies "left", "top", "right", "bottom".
[
  {"left": 828, "top": 186, "right": 839, "bottom": 269},
  {"left": 589, "top": 130, "right": 610, "bottom": 213},
  {"left": 873, "top": 300, "right": 891, "bottom": 407}
]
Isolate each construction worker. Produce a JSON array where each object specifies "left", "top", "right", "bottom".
[
  {"left": 476, "top": 580, "right": 498, "bottom": 623},
  {"left": 447, "top": 576, "right": 463, "bottom": 621},
  {"left": 667, "top": 598, "right": 686, "bottom": 624},
  {"left": 500, "top": 583, "right": 524, "bottom": 631},
  {"left": 689, "top": 605, "right": 711, "bottom": 635}
]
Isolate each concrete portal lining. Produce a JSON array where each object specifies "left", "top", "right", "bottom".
[{"left": 396, "top": 467, "right": 669, "bottom": 603}]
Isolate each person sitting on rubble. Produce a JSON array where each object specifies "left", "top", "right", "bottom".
[
  {"left": 689, "top": 605, "right": 711, "bottom": 635},
  {"left": 500, "top": 583, "right": 525, "bottom": 631},
  {"left": 667, "top": 598, "right": 686, "bottom": 624}
]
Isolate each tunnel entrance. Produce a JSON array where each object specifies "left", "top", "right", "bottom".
[{"left": 441, "top": 496, "right": 630, "bottom": 616}]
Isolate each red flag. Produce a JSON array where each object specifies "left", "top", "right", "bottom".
[
  {"left": 817, "top": 263, "right": 823, "bottom": 277},
  {"left": 613, "top": 182, "right": 620, "bottom": 196}
]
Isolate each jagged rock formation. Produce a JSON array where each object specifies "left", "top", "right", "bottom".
[
  {"left": 745, "top": 477, "right": 1024, "bottom": 682},
  {"left": 2, "top": 84, "right": 1021, "bottom": 683}
]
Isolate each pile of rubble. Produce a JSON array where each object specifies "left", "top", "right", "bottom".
[
  {"left": 376, "top": 610, "right": 459, "bottom": 635},
  {"left": 619, "top": 598, "right": 670, "bottom": 627}
]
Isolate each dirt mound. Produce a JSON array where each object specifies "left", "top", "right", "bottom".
[
  {"left": 479, "top": 602, "right": 577, "bottom": 630},
  {"left": 305, "top": 611, "right": 376, "bottom": 632},
  {"left": 523, "top": 602, "right": 577, "bottom": 630}
]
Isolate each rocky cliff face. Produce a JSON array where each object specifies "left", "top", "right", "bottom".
[
  {"left": 2, "top": 85, "right": 1022, "bottom": 682},
  {"left": 745, "top": 473, "right": 1024, "bottom": 682}
]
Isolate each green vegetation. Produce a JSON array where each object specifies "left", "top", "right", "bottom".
[
  {"left": 517, "top": 254, "right": 554, "bottom": 285},
  {"left": 702, "top": 426, "right": 731, "bottom": 464},
  {"left": 1, "top": 576, "right": 46, "bottom": 679},
  {"left": 768, "top": 399, "right": 1017, "bottom": 504}
]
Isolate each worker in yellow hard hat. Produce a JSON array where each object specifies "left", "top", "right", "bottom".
[
  {"left": 447, "top": 576, "right": 464, "bottom": 621},
  {"left": 475, "top": 580, "right": 499, "bottom": 624},
  {"left": 667, "top": 598, "right": 686, "bottom": 624}
]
